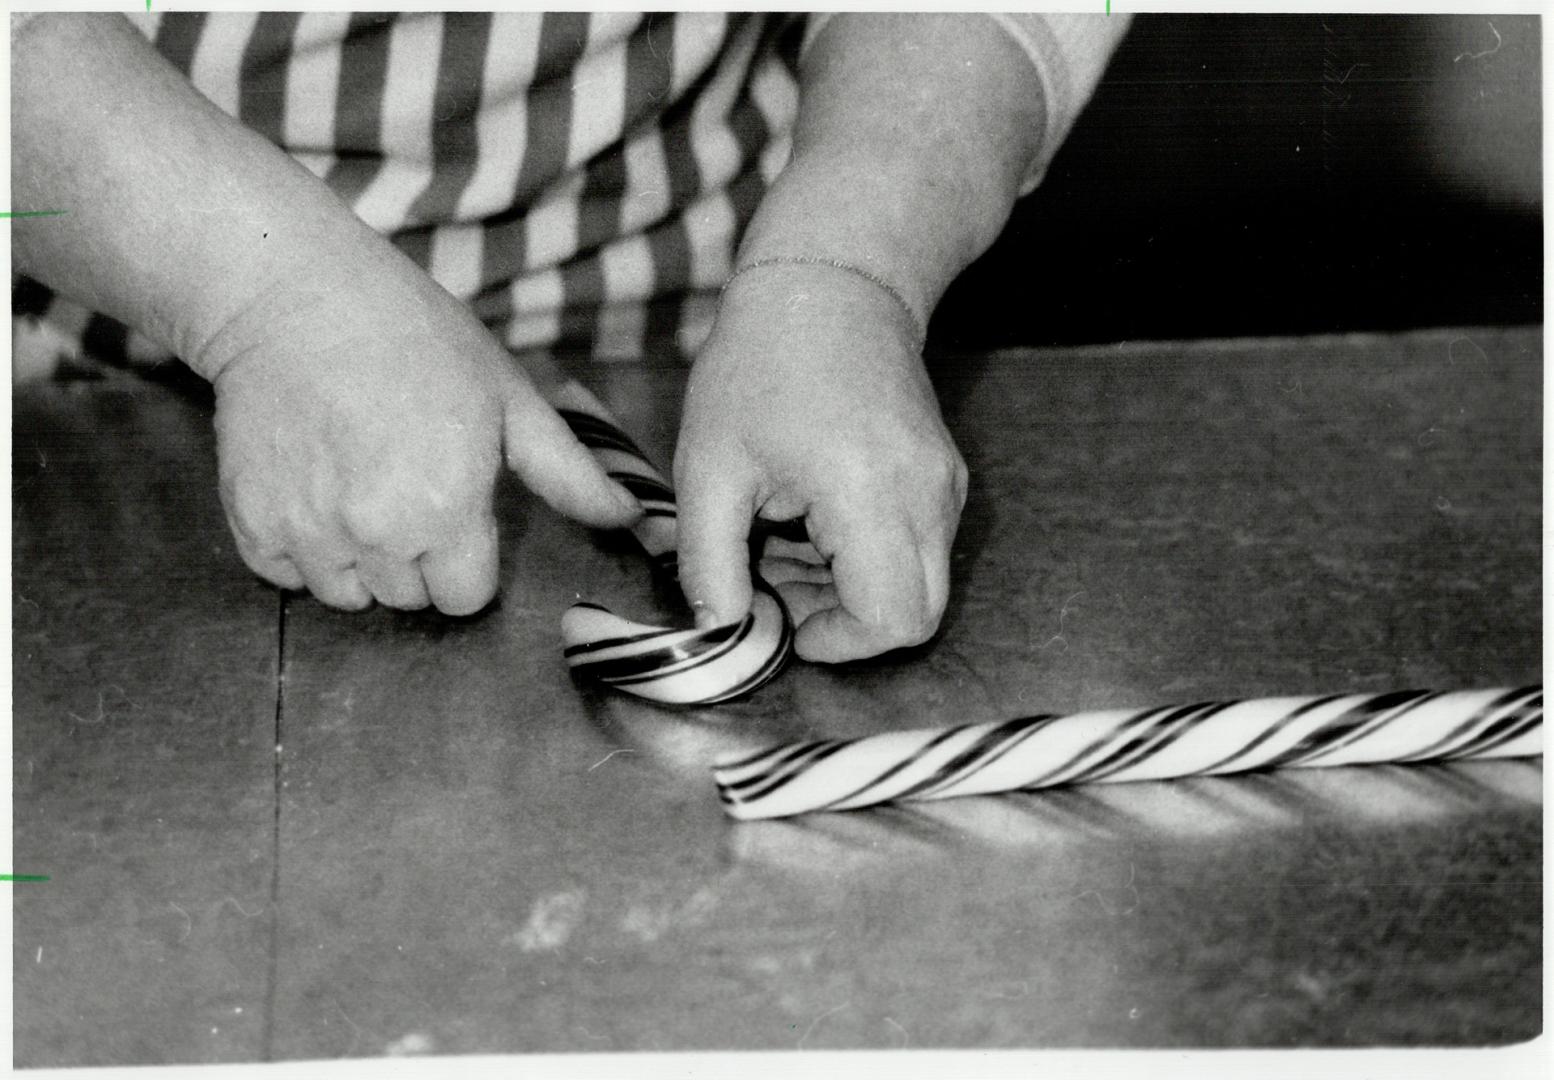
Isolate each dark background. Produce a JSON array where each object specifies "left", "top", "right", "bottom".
[{"left": 932, "top": 14, "right": 1542, "bottom": 350}]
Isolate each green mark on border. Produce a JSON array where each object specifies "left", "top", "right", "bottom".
[
  {"left": 1, "top": 210, "right": 67, "bottom": 219},
  {"left": 2, "top": 874, "right": 50, "bottom": 882},
  {"left": 1106, "top": 0, "right": 1111, "bottom": 13}
]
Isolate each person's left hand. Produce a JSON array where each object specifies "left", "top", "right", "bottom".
[{"left": 673, "top": 262, "right": 967, "bottom": 663}]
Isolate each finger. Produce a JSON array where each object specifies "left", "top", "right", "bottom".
[
  {"left": 500, "top": 383, "right": 642, "bottom": 530},
  {"left": 769, "top": 579, "right": 840, "bottom": 629},
  {"left": 220, "top": 486, "right": 303, "bottom": 588},
  {"left": 757, "top": 554, "right": 834, "bottom": 589},
  {"left": 419, "top": 514, "right": 499, "bottom": 616},
  {"left": 511, "top": 349, "right": 574, "bottom": 398},
  {"left": 674, "top": 461, "right": 757, "bottom": 629},
  {"left": 233, "top": 537, "right": 306, "bottom": 591},
  {"left": 792, "top": 515, "right": 932, "bottom": 663},
  {"left": 292, "top": 552, "right": 373, "bottom": 611},
  {"left": 760, "top": 535, "right": 826, "bottom": 566},
  {"left": 357, "top": 552, "right": 431, "bottom": 611}
]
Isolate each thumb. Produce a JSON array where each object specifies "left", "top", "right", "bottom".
[
  {"left": 674, "top": 453, "right": 757, "bottom": 629},
  {"left": 501, "top": 386, "right": 642, "bottom": 529}
]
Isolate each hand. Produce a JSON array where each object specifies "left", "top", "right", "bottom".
[
  {"left": 206, "top": 253, "right": 641, "bottom": 614},
  {"left": 673, "top": 263, "right": 967, "bottom": 662}
]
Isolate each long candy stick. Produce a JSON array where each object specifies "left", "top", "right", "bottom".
[
  {"left": 713, "top": 686, "right": 1543, "bottom": 820},
  {"left": 558, "top": 406, "right": 794, "bottom": 705}
]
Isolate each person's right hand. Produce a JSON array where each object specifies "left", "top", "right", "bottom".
[
  {"left": 204, "top": 252, "right": 642, "bottom": 614},
  {"left": 11, "top": 16, "right": 639, "bottom": 616}
]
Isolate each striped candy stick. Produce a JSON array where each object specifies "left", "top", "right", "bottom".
[
  {"left": 726, "top": 759, "right": 1544, "bottom": 879},
  {"left": 557, "top": 406, "right": 794, "bottom": 705},
  {"left": 713, "top": 685, "right": 1543, "bottom": 820}
]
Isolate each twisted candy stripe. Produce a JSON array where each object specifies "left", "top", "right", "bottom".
[
  {"left": 558, "top": 408, "right": 794, "bottom": 706},
  {"left": 713, "top": 685, "right": 1543, "bottom": 820}
]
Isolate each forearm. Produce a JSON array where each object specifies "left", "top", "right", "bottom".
[
  {"left": 11, "top": 14, "right": 393, "bottom": 377},
  {"left": 734, "top": 14, "right": 1049, "bottom": 327}
]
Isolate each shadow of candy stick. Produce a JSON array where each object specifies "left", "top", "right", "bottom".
[{"left": 585, "top": 685, "right": 1541, "bottom": 876}]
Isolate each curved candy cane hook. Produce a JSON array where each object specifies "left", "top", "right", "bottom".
[{"left": 557, "top": 406, "right": 794, "bottom": 705}]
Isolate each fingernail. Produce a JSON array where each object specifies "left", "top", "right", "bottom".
[
  {"left": 691, "top": 600, "right": 719, "bottom": 630},
  {"left": 613, "top": 484, "right": 642, "bottom": 515}
]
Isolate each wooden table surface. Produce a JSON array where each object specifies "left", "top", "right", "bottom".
[{"left": 11, "top": 326, "right": 1541, "bottom": 1065}]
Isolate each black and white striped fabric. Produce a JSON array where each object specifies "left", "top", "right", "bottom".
[
  {"left": 12, "top": 12, "right": 1131, "bottom": 380},
  {"left": 714, "top": 685, "right": 1543, "bottom": 820},
  {"left": 15, "top": 11, "right": 804, "bottom": 375}
]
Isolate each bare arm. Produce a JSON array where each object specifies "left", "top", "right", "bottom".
[
  {"left": 676, "top": 14, "right": 1127, "bottom": 661},
  {"left": 12, "top": 14, "right": 639, "bottom": 614},
  {"left": 740, "top": 13, "right": 1050, "bottom": 326},
  {"left": 11, "top": 13, "right": 391, "bottom": 376}
]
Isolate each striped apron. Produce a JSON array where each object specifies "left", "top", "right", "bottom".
[{"left": 13, "top": 11, "right": 804, "bottom": 378}]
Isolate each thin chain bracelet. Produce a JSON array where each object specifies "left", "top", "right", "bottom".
[{"left": 720, "top": 255, "right": 927, "bottom": 349}]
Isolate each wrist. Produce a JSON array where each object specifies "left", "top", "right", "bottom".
[
  {"left": 8, "top": 14, "right": 401, "bottom": 385},
  {"left": 723, "top": 256, "right": 925, "bottom": 349},
  {"left": 734, "top": 154, "right": 958, "bottom": 327},
  {"left": 733, "top": 13, "right": 1047, "bottom": 332},
  {"left": 184, "top": 194, "right": 407, "bottom": 383},
  {"left": 705, "top": 257, "right": 925, "bottom": 377}
]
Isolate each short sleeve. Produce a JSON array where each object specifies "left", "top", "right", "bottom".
[
  {"left": 988, "top": 14, "right": 1132, "bottom": 193},
  {"left": 803, "top": 13, "right": 1133, "bottom": 195}
]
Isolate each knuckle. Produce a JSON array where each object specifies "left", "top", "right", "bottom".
[
  {"left": 918, "top": 443, "right": 964, "bottom": 491},
  {"left": 828, "top": 434, "right": 959, "bottom": 500},
  {"left": 338, "top": 495, "right": 401, "bottom": 546},
  {"left": 907, "top": 443, "right": 967, "bottom": 519},
  {"left": 949, "top": 452, "right": 970, "bottom": 503},
  {"left": 824, "top": 451, "right": 883, "bottom": 497},
  {"left": 342, "top": 488, "right": 473, "bottom": 551},
  {"left": 876, "top": 605, "right": 938, "bottom": 648}
]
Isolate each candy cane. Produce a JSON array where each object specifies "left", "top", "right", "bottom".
[
  {"left": 726, "top": 759, "right": 1543, "bottom": 879},
  {"left": 713, "top": 686, "right": 1542, "bottom": 820},
  {"left": 558, "top": 407, "right": 794, "bottom": 706}
]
